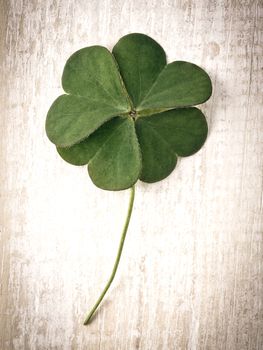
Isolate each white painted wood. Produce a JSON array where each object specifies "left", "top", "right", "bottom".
[{"left": 0, "top": 0, "right": 262, "bottom": 349}]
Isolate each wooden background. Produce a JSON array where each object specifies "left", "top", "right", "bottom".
[{"left": 0, "top": 0, "right": 262, "bottom": 349}]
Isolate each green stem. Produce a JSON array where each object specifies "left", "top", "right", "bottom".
[{"left": 83, "top": 185, "right": 136, "bottom": 325}]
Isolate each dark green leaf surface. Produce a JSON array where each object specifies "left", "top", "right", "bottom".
[
  {"left": 57, "top": 117, "right": 124, "bottom": 166},
  {"left": 136, "top": 108, "right": 207, "bottom": 182},
  {"left": 46, "top": 95, "right": 126, "bottom": 147},
  {"left": 137, "top": 61, "right": 212, "bottom": 114},
  {"left": 46, "top": 46, "right": 132, "bottom": 148},
  {"left": 135, "top": 120, "right": 177, "bottom": 183},
  {"left": 88, "top": 118, "right": 141, "bottom": 190},
  {"left": 113, "top": 33, "right": 166, "bottom": 108},
  {"left": 62, "top": 46, "right": 130, "bottom": 108}
]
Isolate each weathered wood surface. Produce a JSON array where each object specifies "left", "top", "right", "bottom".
[{"left": 0, "top": 0, "right": 262, "bottom": 349}]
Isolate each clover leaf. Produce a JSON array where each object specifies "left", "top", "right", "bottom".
[
  {"left": 46, "top": 33, "right": 211, "bottom": 190},
  {"left": 45, "top": 33, "right": 212, "bottom": 324}
]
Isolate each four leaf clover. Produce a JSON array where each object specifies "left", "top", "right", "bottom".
[
  {"left": 46, "top": 33, "right": 212, "bottom": 191},
  {"left": 45, "top": 33, "right": 213, "bottom": 325}
]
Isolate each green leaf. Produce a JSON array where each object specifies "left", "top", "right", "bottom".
[
  {"left": 137, "top": 61, "right": 212, "bottom": 114},
  {"left": 113, "top": 33, "right": 166, "bottom": 108},
  {"left": 46, "top": 46, "right": 132, "bottom": 147},
  {"left": 46, "top": 95, "right": 127, "bottom": 147},
  {"left": 135, "top": 107, "right": 208, "bottom": 182},
  {"left": 57, "top": 117, "right": 125, "bottom": 166},
  {"left": 88, "top": 118, "right": 141, "bottom": 191},
  {"left": 62, "top": 46, "right": 130, "bottom": 108},
  {"left": 135, "top": 120, "right": 177, "bottom": 183}
]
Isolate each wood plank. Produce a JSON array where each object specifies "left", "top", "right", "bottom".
[{"left": 0, "top": 0, "right": 262, "bottom": 349}]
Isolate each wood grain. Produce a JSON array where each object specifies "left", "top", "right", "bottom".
[{"left": 0, "top": 0, "right": 262, "bottom": 349}]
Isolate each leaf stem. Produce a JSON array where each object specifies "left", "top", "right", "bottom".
[{"left": 83, "top": 185, "right": 136, "bottom": 325}]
